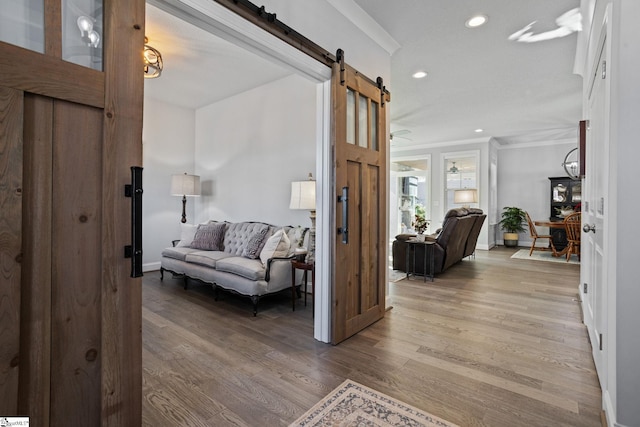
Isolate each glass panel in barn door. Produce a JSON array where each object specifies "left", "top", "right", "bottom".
[
  {"left": 358, "top": 95, "right": 368, "bottom": 148},
  {"left": 370, "top": 101, "right": 378, "bottom": 151},
  {"left": 0, "top": 0, "right": 45, "bottom": 53},
  {"left": 346, "top": 88, "right": 355, "bottom": 144},
  {"left": 62, "top": 0, "right": 103, "bottom": 71}
]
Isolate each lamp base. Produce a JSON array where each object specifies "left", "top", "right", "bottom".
[
  {"left": 306, "top": 209, "right": 316, "bottom": 264},
  {"left": 180, "top": 195, "right": 187, "bottom": 223}
]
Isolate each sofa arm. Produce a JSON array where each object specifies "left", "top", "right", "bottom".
[{"left": 265, "top": 255, "right": 294, "bottom": 282}]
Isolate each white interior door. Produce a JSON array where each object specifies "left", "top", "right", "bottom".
[{"left": 582, "top": 32, "right": 608, "bottom": 380}]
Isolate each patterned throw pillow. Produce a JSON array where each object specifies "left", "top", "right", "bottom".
[
  {"left": 190, "top": 223, "right": 226, "bottom": 251},
  {"left": 242, "top": 227, "right": 270, "bottom": 259},
  {"left": 286, "top": 226, "right": 308, "bottom": 255},
  {"left": 260, "top": 229, "right": 291, "bottom": 265}
]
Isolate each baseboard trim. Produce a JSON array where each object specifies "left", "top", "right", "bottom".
[{"left": 143, "top": 262, "right": 161, "bottom": 273}]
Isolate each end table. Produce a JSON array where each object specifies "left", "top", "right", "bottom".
[
  {"left": 405, "top": 239, "right": 435, "bottom": 282},
  {"left": 291, "top": 259, "right": 315, "bottom": 312}
]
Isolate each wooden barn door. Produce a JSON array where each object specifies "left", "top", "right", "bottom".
[
  {"left": 332, "top": 57, "right": 388, "bottom": 344},
  {"left": 0, "top": 0, "right": 144, "bottom": 425}
]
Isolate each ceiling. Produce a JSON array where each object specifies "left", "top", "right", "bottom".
[
  {"left": 145, "top": 0, "right": 583, "bottom": 148},
  {"left": 144, "top": 3, "right": 292, "bottom": 110}
]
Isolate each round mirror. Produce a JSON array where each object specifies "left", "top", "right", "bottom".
[{"left": 562, "top": 148, "right": 579, "bottom": 180}]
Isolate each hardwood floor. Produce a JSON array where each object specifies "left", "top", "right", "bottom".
[{"left": 142, "top": 247, "right": 602, "bottom": 426}]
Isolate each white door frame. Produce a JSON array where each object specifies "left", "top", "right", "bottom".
[{"left": 149, "top": 0, "right": 333, "bottom": 342}]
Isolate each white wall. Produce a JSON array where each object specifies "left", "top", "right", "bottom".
[
  {"left": 194, "top": 74, "right": 316, "bottom": 227},
  {"left": 142, "top": 97, "right": 196, "bottom": 270},
  {"left": 497, "top": 141, "right": 577, "bottom": 246}
]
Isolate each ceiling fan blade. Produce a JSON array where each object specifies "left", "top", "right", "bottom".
[{"left": 390, "top": 129, "right": 412, "bottom": 141}]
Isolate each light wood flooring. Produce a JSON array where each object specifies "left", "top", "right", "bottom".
[{"left": 142, "top": 246, "right": 602, "bottom": 426}]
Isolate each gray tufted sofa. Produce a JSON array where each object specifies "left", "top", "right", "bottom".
[{"left": 160, "top": 221, "right": 307, "bottom": 316}]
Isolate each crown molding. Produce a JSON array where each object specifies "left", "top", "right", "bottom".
[
  {"left": 496, "top": 138, "right": 576, "bottom": 150},
  {"left": 391, "top": 136, "right": 491, "bottom": 153}
]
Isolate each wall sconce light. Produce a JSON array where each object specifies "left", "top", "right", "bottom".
[
  {"left": 144, "top": 37, "right": 163, "bottom": 79},
  {"left": 171, "top": 173, "right": 201, "bottom": 223},
  {"left": 289, "top": 173, "right": 316, "bottom": 263},
  {"left": 77, "top": 15, "right": 100, "bottom": 48}
]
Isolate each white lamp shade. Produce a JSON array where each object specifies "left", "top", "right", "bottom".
[
  {"left": 289, "top": 180, "right": 316, "bottom": 210},
  {"left": 171, "top": 173, "right": 201, "bottom": 196},
  {"left": 454, "top": 189, "right": 477, "bottom": 204}
]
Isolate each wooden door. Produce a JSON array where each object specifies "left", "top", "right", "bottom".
[
  {"left": 332, "top": 60, "right": 388, "bottom": 344},
  {"left": 582, "top": 33, "right": 608, "bottom": 379},
  {"left": 0, "top": 0, "right": 144, "bottom": 425}
]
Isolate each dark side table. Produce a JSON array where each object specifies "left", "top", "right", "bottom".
[
  {"left": 405, "top": 239, "right": 435, "bottom": 282},
  {"left": 291, "top": 259, "right": 315, "bottom": 312}
]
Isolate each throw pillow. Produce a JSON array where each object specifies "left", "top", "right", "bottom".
[
  {"left": 241, "top": 227, "right": 270, "bottom": 259},
  {"left": 286, "top": 226, "right": 308, "bottom": 255},
  {"left": 260, "top": 229, "right": 290, "bottom": 265},
  {"left": 176, "top": 223, "right": 198, "bottom": 247},
  {"left": 190, "top": 222, "right": 226, "bottom": 251}
]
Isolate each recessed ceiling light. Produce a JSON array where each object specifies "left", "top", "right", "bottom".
[
  {"left": 465, "top": 14, "right": 488, "bottom": 28},
  {"left": 475, "top": 128, "right": 484, "bottom": 133},
  {"left": 412, "top": 71, "right": 428, "bottom": 79}
]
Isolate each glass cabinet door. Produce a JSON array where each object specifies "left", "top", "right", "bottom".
[{"left": 552, "top": 182, "right": 568, "bottom": 203}]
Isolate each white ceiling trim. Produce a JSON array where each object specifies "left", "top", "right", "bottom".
[
  {"left": 148, "top": 0, "right": 331, "bottom": 82},
  {"left": 326, "top": 0, "right": 401, "bottom": 55},
  {"left": 496, "top": 138, "right": 577, "bottom": 150},
  {"left": 391, "top": 136, "right": 492, "bottom": 153}
]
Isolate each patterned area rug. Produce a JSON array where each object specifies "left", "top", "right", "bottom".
[
  {"left": 290, "top": 379, "right": 458, "bottom": 427},
  {"left": 510, "top": 248, "right": 579, "bottom": 265},
  {"left": 388, "top": 268, "right": 407, "bottom": 283}
]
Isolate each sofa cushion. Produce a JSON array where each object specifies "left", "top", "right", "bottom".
[
  {"left": 191, "top": 222, "right": 227, "bottom": 250},
  {"left": 161, "top": 246, "right": 200, "bottom": 262},
  {"left": 242, "top": 227, "right": 270, "bottom": 259},
  {"left": 176, "top": 223, "right": 198, "bottom": 247},
  {"left": 184, "top": 250, "right": 232, "bottom": 268},
  {"left": 216, "top": 257, "right": 266, "bottom": 281},
  {"left": 260, "top": 229, "right": 290, "bottom": 264},
  {"left": 224, "top": 222, "right": 270, "bottom": 256}
]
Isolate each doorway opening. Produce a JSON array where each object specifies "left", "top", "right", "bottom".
[{"left": 143, "top": 0, "right": 332, "bottom": 342}]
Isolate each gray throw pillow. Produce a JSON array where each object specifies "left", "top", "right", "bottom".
[
  {"left": 242, "top": 227, "right": 269, "bottom": 259},
  {"left": 191, "top": 223, "right": 226, "bottom": 251}
]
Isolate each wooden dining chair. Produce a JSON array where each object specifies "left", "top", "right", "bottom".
[
  {"left": 525, "top": 212, "right": 556, "bottom": 256},
  {"left": 563, "top": 212, "right": 582, "bottom": 262}
]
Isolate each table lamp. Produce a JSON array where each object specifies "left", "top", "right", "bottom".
[
  {"left": 289, "top": 173, "right": 316, "bottom": 263},
  {"left": 171, "top": 173, "right": 201, "bottom": 223}
]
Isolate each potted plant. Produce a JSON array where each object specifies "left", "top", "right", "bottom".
[
  {"left": 412, "top": 205, "right": 429, "bottom": 241},
  {"left": 499, "top": 206, "right": 526, "bottom": 247}
]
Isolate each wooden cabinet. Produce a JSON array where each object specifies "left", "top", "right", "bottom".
[{"left": 548, "top": 177, "right": 582, "bottom": 250}]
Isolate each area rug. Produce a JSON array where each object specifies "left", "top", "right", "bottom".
[
  {"left": 388, "top": 268, "right": 407, "bottom": 283},
  {"left": 290, "top": 379, "right": 458, "bottom": 427},
  {"left": 510, "top": 248, "right": 579, "bottom": 265}
]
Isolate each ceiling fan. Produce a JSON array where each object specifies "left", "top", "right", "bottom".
[
  {"left": 390, "top": 129, "right": 412, "bottom": 142},
  {"left": 449, "top": 161, "right": 459, "bottom": 173}
]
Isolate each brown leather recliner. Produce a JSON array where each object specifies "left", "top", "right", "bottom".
[{"left": 392, "top": 208, "right": 485, "bottom": 275}]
